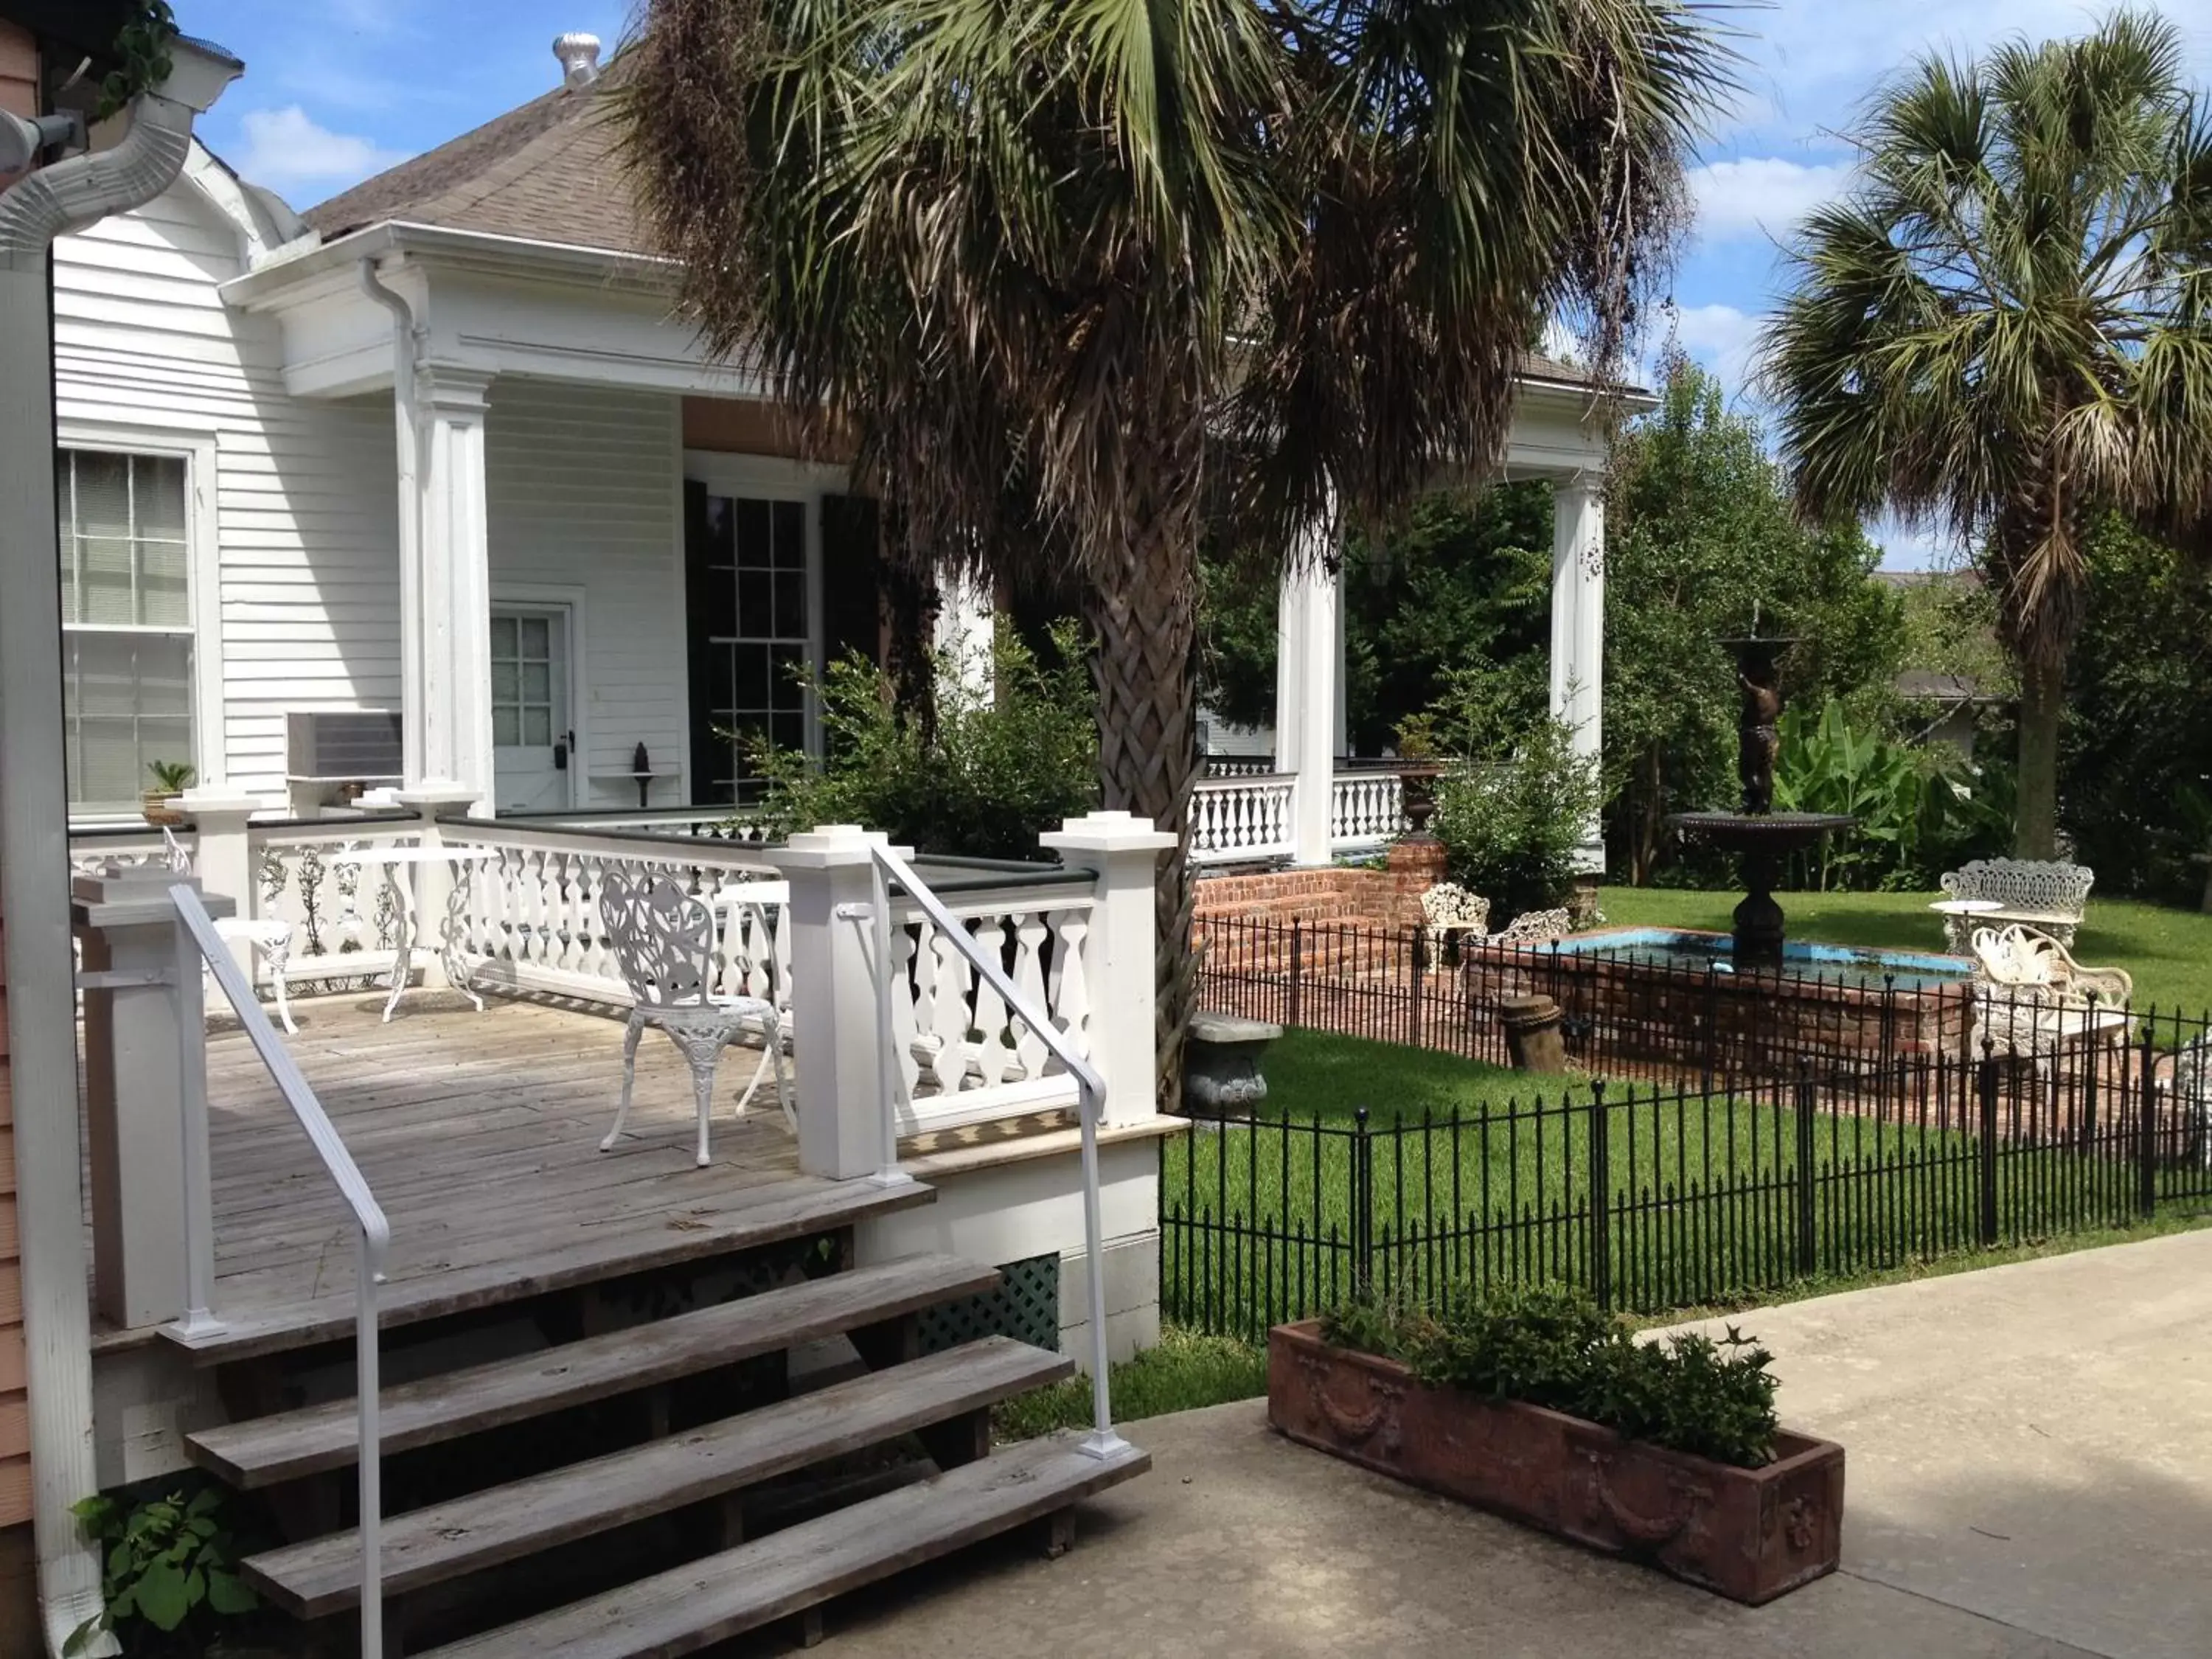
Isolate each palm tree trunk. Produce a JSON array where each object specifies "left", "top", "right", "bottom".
[
  {"left": 2014, "top": 655, "right": 2063, "bottom": 859},
  {"left": 1083, "top": 448, "right": 1202, "bottom": 1114}
]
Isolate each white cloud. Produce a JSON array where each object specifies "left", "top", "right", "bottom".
[
  {"left": 1688, "top": 157, "right": 1851, "bottom": 244},
  {"left": 229, "top": 106, "right": 411, "bottom": 197},
  {"left": 1670, "top": 302, "right": 1764, "bottom": 395}
]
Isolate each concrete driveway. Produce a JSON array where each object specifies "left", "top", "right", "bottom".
[{"left": 759, "top": 1228, "right": 2212, "bottom": 1658}]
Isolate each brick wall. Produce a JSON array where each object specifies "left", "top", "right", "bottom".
[{"left": 1194, "top": 840, "right": 1449, "bottom": 936}]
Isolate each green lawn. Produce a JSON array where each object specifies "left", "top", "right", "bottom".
[
  {"left": 1258, "top": 1026, "right": 1533, "bottom": 1127},
  {"left": 1597, "top": 885, "right": 2212, "bottom": 1016}
]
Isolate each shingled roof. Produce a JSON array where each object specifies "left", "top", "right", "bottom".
[{"left": 303, "top": 60, "right": 651, "bottom": 255}]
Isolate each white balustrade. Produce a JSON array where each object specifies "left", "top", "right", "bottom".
[
  {"left": 69, "top": 826, "right": 188, "bottom": 877},
  {"left": 1188, "top": 769, "right": 1405, "bottom": 863},
  {"left": 442, "top": 823, "right": 785, "bottom": 1010},
  {"left": 1189, "top": 773, "right": 1297, "bottom": 864},
  {"left": 1329, "top": 771, "right": 1403, "bottom": 852},
  {"left": 884, "top": 883, "right": 1098, "bottom": 1134},
  {"left": 250, "top": 821, "right": 416, "bottom": 984}
]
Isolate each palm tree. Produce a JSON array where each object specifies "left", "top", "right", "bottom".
[
  {"left": 1761, "top": 10, "right": 2212, "bottom": 860},
  {"left": 621, "top": 0, "right": 1725, "bottom": 1101}
]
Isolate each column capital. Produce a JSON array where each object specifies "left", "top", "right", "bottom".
[{"left": 417, "top": 362, "right": 494, "bottom": 414}]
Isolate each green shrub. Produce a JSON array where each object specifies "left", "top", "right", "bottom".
[
  {"left": 1430, "top": 709, "right": 1602, "bottom": 919},
  {"left": 746, "top": 619, "right": 1098, "bottom": 860},
  {"left": 1321, "top": 1283, "right": 1779, "bottom": 1469},
  {"left": 67, "top": 1485, "right": 259, "bottom": 1655}
]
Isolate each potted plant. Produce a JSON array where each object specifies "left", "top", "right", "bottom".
[
  {"left": 142, "top": 760, "right": 195, "bottom": 827},
  {"left": 1392, "top": 714, "right": 1444, "bottom": 838},
  {"left": 1268, "top": 1285, "right": 1843, "bottom": 1604}
]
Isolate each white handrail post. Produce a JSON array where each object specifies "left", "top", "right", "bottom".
[
  {"left": 866, "top": 855, "right": 912, "bottom": 1187},
  {"left": 356, "top": 1229, "right": 383, "bottom": 1658},
  {"left": 70, "top": 866, "right": 234, "bottom": 1331},
  {"left": 769, "top": 826, "right": 898, "bottom": 1180},
  {"left": 173, "top": 893, "right": 220, "bottom": 1337}
]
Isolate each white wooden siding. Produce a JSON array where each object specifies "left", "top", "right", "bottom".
[
  {"left": 484, "top": 379, "right": 686, "bottom": 805},
  {"left": 52, "top": 184, "right": 400, "bottom": 801}
]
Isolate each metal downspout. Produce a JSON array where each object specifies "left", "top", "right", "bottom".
[{"left": 0, "top": 38, "right": 240, "bottom": 1656}]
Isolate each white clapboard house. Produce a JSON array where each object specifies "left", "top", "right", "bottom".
[{"left": 8, "top": 29, "right": 1625, "bottom": 1658}]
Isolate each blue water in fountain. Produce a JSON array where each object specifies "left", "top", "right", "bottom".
[{"left": 1548, "top": 928, "right": 1972, "bottom": 992}]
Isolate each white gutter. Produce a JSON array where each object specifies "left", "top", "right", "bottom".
[
  {"left": 0, "top": 35, "right": 240, "bottom": 1658},
  {"left": 356, "top": 257, "right": 428, "bottom": 782}
]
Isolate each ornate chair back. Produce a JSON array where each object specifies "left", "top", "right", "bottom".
[{"left": 600, "top": 870, "right": 716, "bottom": 1011}]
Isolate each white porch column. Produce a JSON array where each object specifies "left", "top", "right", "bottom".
[
  {"left": 408, "top": 364, "right": 496, "bottom": 813},
  {"left": 1549, "top": 476, "right": 1605, "bottom": 874},
  {"left": 933, "top": 569, "right": 995, "bottom": 697},
  {"left": 1275, "top": 526, "right": 1340, "bottom": 867}
]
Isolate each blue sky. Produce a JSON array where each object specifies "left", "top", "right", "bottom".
[{"left": 182, "top": 1, "right": 2212, "bottom": 569}]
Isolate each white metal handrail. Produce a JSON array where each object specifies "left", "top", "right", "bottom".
[
  {"left": 170, "top": 883, "right": 390, "bottom": 1655},
  {"left": 864, "top": 845, "right": 1127, "bottom": 1460}
]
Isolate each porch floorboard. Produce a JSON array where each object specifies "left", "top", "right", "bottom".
[{"left": 91, "top": 993, "right": 927, "bottom": 1362}]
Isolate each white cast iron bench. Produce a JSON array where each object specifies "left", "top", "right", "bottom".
[
  {"left": 1938, "top": 859, "right": 2095, "bottom": 950},
  {"left": 1969, "top": 922, "right": 2132, "bottom": 1065}
]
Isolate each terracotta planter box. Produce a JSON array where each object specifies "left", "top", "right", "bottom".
[{"left": 1267, "top": 1321, "right": 1843, "bottom": 1604}]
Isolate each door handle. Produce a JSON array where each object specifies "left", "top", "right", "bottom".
[{"left": 554, "top": 730, "right": 574, "bottom": 771}]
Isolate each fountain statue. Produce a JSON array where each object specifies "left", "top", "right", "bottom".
[{"left": 1666, "top": 629, "right": 1854, "bottom": 970}]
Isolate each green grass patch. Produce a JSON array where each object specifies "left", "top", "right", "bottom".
[
  {"left": 992, "top": 1326, "right": 1270, "bottom": 1441},
  {"left": 1256, "top": 1026, "right": 1532, "bottom": 1127},
  {"left": 1597, "top": 886, "right": 2212, "bottom": 1017}
]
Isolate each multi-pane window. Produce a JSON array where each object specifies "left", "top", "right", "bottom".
[
  {"left": 57, "top": 449, "right": 195, "bottom": 814},
  {"left": 697, "top": 495, "right": 808, "bottom": 802},
  {"left": 490, "top": 613, "right": 559, "bottom": 748}
]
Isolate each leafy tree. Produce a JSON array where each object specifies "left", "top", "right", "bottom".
[
  {"left": 1201, "top": 484, "right": 1552, "bottom": 754},
  {"left": 1604, "top": 352, "right": 1905, "bottom": 883},
  {"left": 2061, "top": 515, "right": 2212, "bottom": 902},
  {"left": 1761, "top": 10, "right": 2212, "bottom": 858},
  {"left": 622, "top": 0, "right": 1728, "bottom": 1097}
]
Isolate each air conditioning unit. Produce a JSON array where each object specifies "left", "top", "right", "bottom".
[{"left": 286, "top": 710, "right": 403, "bottom": 783}]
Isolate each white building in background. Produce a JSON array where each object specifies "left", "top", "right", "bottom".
[{"left": 52, "top": 33, "right": 1625, "bottom": 866}]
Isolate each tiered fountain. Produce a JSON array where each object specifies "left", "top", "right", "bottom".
[{"left": 1666, "top": 630, "right": 1855, "bottom": 970}]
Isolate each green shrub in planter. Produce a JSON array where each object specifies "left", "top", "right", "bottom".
[{"left": 1321, "top": 1282, "right": 1779, "bottom": 1469}]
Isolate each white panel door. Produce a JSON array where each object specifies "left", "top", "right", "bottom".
[{"left": 490, "top": 607, "right": 574, "bottom": 813}]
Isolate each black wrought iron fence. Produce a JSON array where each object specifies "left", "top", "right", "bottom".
[{"left": 1161, "top": 1040, "right": 2212, "bottom": 1343}]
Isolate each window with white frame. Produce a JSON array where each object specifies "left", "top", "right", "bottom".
[{"left": 56, "top": 448, "right": 196, "bottom": 814}]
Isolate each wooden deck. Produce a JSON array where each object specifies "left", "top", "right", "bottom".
[{"left": 101, "top": 992, "right": 931, "bottom": 1362}]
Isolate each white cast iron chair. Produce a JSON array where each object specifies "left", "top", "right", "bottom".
[
  {"left": 164, "top": 828, "right": 299, "bottom": 1034},
  {"left": 598, "top": 869, "right": 795, "bottom": 1166}
]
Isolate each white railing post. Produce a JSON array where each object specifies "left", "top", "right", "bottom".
[
  {"left": 181, "top": 788, "right": 262, "bottom": 977},
  {"left": 1040, "top": 812, "right": 1176, "bottom": 1124},
  {"left": 71, "top": 866, "right": 232, "bottom": 1330},
  {"left": 770, "top": 825, "right": 897, "bottom": 1180}
]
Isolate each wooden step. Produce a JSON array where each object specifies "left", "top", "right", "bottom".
[
  {"left": 163, "top": 1175, "right": 936, "bottom": 1364},
  {"left": 187, "top": 1253, "right": 995, "bottom": 1488},
  {"left": 245, "top": 1336, "right": 1073, "bottom": 1617},
  {"left": 417, "top": 1430, "right": 1150, "bottom": 1659}
]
